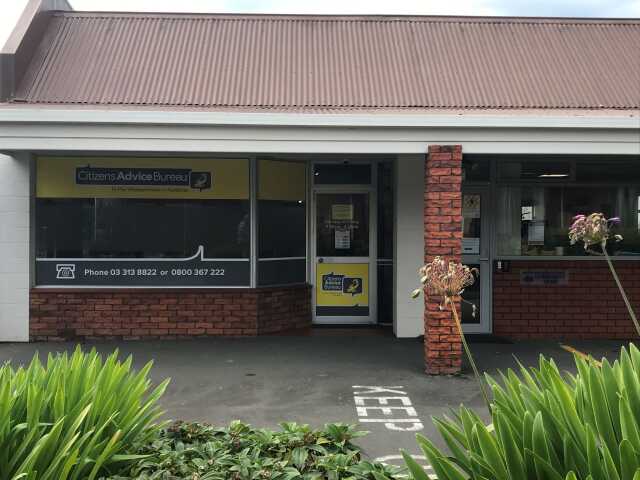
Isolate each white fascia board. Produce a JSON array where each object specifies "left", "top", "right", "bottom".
[{"left": 0, "top": 107, "right": 639, "bottom": 129}]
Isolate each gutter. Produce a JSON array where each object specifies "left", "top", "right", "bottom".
[{"left": 0, "top": 108, "right": 638, "bottom": 129}]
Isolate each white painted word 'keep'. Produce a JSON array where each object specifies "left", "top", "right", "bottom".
[{"left": 352, "top": 386, "right": 424, "bottom": 431}]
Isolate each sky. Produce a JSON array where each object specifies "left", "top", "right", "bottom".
[{"left": 2, "top": 0, "right": 640, "bottom": 48}]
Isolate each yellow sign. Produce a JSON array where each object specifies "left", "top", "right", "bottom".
[
  {"left": 316, "top": 263, "right": 369, "bottom": 309},
  {"left": 36, "top": 156, "right": 249, "bottom": 199},
  {"left": 258, "top": 160, "right": 306, "bottom": 201},
  {"left": 331, "top": 204, "right": 354, "bottom": 221}
]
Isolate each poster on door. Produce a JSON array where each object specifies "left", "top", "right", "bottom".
[{"left": 316, "top": 263, "right": 369, "bottom": 317}]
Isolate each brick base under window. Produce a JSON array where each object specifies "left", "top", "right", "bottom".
[
  {"left": 494, "top": 261, "right": 640, "bottom": 340},
  {"left": 30, "top": 285, "right": 311, "bottom": 341}
]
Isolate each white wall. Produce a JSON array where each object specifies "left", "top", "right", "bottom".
[
  {"left": 0, "top": 153, "right": 30, "bottom": 341},
  {"left": 394, "top": 154, "right": 425, "bottom": 338}
]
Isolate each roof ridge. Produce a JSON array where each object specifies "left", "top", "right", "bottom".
[{"left": 52, "top": 11, "right": 640, "bottom": 25}]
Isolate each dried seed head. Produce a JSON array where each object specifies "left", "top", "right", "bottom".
[{"left": 412, "top": 256, "right": 478, "bottom": 308}]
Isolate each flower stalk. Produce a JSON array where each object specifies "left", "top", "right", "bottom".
[
  {"left": 412, "top": 257, "right": 491, "bottom": 412},
  {"left": 569, "top": 212, "right": 640, "bottom": 337}
]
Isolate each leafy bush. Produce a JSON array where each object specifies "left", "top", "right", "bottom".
[
  {"left": 0, "top": 346, "right": 168, "bottom": 480},
  {"left": 404, "top": 343, "right": 640, "bottom": 480},
  {"left": 108, "top": 420, "right": 405, "bottom": 480}
]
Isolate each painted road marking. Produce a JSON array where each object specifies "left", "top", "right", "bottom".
[
  {"left": 353, "top": 386, "right": 424, "bottom": 431},
  {"left": 375, "top": 455, "right": 437, "bottom": 480}
]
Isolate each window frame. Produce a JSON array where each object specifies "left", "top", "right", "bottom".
[{"left": 33, "top": 155, "right": 258, "bottom": 288}]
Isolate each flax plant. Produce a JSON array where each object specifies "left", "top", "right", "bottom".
[
  {"left": 412, "top": 257, "right": 490, "bottom": 411},
  {"left": 569, "top": 212, "right": 640, "bottom": 337},
  {"left": 0, "top": 346, "right": 169, "bottom": 480}
]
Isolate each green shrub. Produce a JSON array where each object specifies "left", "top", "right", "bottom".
[
  {"left": 0, "top": 346, "right": 168, "bottom": 480},
  {"left": 108, "top": 420, "right": 405, "bottom": 479},
  {"left": 404, "top": 343, "right": 640, "bottom": 480}
]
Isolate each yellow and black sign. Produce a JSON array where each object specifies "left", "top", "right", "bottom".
[
  {"left": 36, "top": 156, "right": 249, "bottom": 199},
  {"left": 258, "top": 159, "right": 306, "bottom": 201},
  {"left": 316, "top": 263, "right": 369, "bottom": 316}
]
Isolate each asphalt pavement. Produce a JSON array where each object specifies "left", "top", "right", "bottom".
[{"left": 0, "top": 335, "right": 628, "bottom": 469}]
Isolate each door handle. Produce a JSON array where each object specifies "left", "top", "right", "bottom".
[
  {"left": 479, "top": 258, "right": 489, "bottom": 262},
  {"left": 318, "top": 258, "right": 324, "bottom": 263}
]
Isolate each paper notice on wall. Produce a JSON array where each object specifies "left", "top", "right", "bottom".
[
  {"left": 528, "top": 220, "right": 545, "bottom": 245},
  {"left": 335, "top": 229, "right": 351, "bottom": 249},
  {"left": 332, "top": 204, "right": 354, "bottom": 221}
]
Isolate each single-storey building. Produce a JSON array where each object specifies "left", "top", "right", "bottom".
[{"left": 1, "top": 0, "right": 639, "bottom": 373}]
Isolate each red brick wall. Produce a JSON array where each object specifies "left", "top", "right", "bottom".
[
  {"left": 494, "top": 261, "right": 640, "bottom": 340},
  {"left": 258, "top": 286, "right": 311, "bottom": 333},
  {"left": 30, "top": 285, "right": 311, "bottom": 341},
  {"left": 424, "top": 145, "right": 464, "bottom": 375}
]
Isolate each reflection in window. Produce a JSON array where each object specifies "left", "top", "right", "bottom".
[
  {"left": 496, "top": 186, "right": 640, "bottom": 256},
  {"left": 36, "top": 198, "right": 250, "bottom": 259},
  {"left": 258, "top": 160, "right": 307, "bottom": 285}
]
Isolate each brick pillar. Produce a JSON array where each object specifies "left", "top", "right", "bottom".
[{"left": 424, "top": 145, "right": 463, "bottom": 375}]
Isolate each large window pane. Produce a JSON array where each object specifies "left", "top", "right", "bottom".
[
  {"left": 496, "top": 185, "right": 640, "bottom": 256},
  {"left": 35, "top": 156, "right": 251, "bottom": 286},
  {"left": 36, "top": 198, "right": 250, "bottom": 258},
  {"left": 258, "top": 160, "right": 307, "bottom": 285}
]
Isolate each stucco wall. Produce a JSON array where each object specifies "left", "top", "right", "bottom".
[
  {"left": 0, "top": 153, "right": 30, "bottom": 341},
  {"left": 393, "top": 154, "right": 425, "bottom": 338}
]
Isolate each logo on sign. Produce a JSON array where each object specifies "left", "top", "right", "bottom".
[
  {"left": 56, "top": 264, "right": 76, "bottom": 279},
  {"left": 75, "top": 166, "right": 212, "bottom": 191},
  {"left": 322, "top": 273, "right": 344, "bottom": 292},
  {"left": 343, "top": 277, "right": 363, "bottom": 296},
  {"left": 322, "top": 273, "right": 363, "bottom": 296}
]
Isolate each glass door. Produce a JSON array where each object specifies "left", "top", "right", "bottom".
[
  {"left": 313, "top": 192, "right": 375, "bottom": 323},
  {"left": 461, "top": 188, "right": 492, "bottom": 333}
]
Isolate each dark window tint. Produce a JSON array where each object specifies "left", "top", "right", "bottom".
[
  {"left": 258, "top": 259, "right": 306, "bottom": 285},
  {"left": 36, "top": 198, "right": 250, "bottom": 259},
  {"left": 462, "top": 157, "right": 491, "bottom": 182},
  {"left": 316, "top": 193, "right": 369, "bottom": 257},
  {"left": 258, "top": 200, "right": 306, "bottom": 258},
  {"left": 577, "top": 160, "right": 640, "bottom": 182},
  {"left": 499, "top": 161, "right": 571, "bottom": 180},
  {"left": 313, "top": 164, "right": 371, "bottom": 185}
]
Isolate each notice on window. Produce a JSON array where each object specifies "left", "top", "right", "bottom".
[
  {"left": 332, "top": 204, "right": 354, "bottom": 221},
  {"left": 334, "top": 229, "right": 351, "bottom": 249},
  {"left": 463, "top": 194, "right": 481, "bottom": 218},
  {"left": 528, "top": 220, "right": 545, "bottom": 245},
  {"left": 316, "top": 263, "right": 369, "bottom": 317}
]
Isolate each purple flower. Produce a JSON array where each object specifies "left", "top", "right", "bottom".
[{"left": 568, "top": 212, "right": 623, "bottom": 249}]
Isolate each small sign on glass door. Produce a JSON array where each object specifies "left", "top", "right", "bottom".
[
  {"left": 332, "top": 204, "right": 354, "bottom": 221},
  {"left": 335, "top": 229, "right": 351, "bottom": 249}
]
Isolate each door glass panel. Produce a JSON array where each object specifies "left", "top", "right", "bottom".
[
  {"left": 461, "top": 264, "right": 481, "bottom": 324},
  {"left": 316, "top": 193, "right": 369, "bottom": 257},
  {"left": 462, "top": 193, "right": 481, "bottom": 255}
]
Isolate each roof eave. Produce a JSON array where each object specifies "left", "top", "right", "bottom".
[{"left": 0, "top": 107, "right": 638, "bottom": 129}]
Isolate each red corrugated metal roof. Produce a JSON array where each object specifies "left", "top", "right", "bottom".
[{"left": 12, "top": 13, "right": 640, "bottom": 110}]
